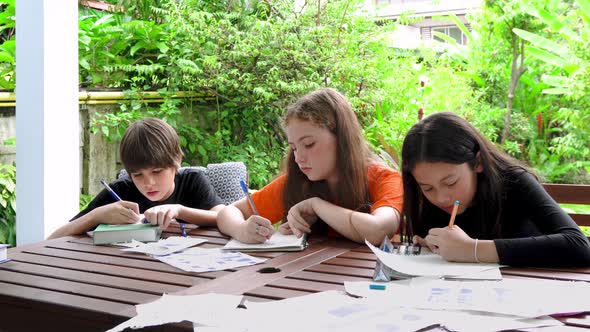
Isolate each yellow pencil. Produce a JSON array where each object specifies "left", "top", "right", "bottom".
[{"left": 448, "top": 200, "right": 460, "bottom": 228}]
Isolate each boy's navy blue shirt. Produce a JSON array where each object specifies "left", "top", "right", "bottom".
[
  {"left": 72, "top": 168, "right": 223, "bottom": 230},
  {"left": 414, "top": 170, "right": 590, "bottom": 267}
]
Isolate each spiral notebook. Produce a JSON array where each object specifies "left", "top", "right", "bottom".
[{"left": 222, "top": 233, "right": 308, "bottom": 252}]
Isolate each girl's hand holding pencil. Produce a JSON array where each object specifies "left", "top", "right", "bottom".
[
  {"left": 238, "top": 179, "right": 274, "bottom": 243},
  {"left": 424, "top": 225, "right": 477, "bottom": 262},
  {"left": 416, "top": 200, "right": 486, "bottom": 262},
  {"left": 240, "top": 215, "right": 274, "bottom": 243}
]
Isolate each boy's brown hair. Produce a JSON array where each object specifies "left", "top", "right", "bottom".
[{"left": 120, "top": 118, "right": 183, "bottom": 173}]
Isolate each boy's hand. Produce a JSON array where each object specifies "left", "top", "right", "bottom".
[
  {"left": 95, "top": 201, "right": 141, "bottom": 225},
  {"left": 144, "top": 204, "right": 182, "bottom": 230}
]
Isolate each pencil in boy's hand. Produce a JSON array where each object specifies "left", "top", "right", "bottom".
[
  {"left": 448, "top": 200, "right": 460, "bottom": 228},
  {"left": 239, "top": 179, "right": 259, "bottom": 215},
  {"left": 100, "top": 179, "right": 147, "bottom": 224}
]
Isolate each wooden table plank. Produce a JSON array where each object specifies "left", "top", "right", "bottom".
[
  {"left": 323, "top": 257, "right": 378, "bottom": 269},
  {"left": 244, "top": 286, "right": 312, "bottom": 300},
  {"left": 289, "top": 270, "right": 372, "bottom": 284},
  {"left": 268, "top": 277, "right": 345, "bottom": 293},
  {"left": 5, "top": 252, "right": 208, "bottom": 286},
  {"left": 0, "top": 269, "right": 158, "bottom": 304},
  {"left": 339, "top": 251, "right": 377, "bottom": 260},
  {"left": 305, "top": 263, "right": 374, "bottom": 278},
  {"left": 501, "top": 268, "right": 590, "bottom": 282},
  {"left": 176, "top": 240, "right": 359, "bottom": 296},
  {"left": 0, "top": 260, "right": 184, "bottom": 294},
  {"left": 0, "top": 281, "right": 133, "bottom": 317},
  {"left": 18, "top": 247, "right": 228, "bottom": 276}
]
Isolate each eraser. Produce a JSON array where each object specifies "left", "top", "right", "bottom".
[{"left": 369, "top": 283, "right": 386, "bottom": 290}]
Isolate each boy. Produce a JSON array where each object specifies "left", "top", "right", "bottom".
[{"left": 48, "top": 118, "right": 224, "bottom": 239}]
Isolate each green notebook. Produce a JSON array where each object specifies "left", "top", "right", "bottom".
[{"left": 93, "top": 223, "right": 162, "bottom": 245}]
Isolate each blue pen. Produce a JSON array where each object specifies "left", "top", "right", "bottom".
[
  {"left": 100, "top": 179, "right": 122, "bottom": 201},
  {"left": 100, "top": 179, "right": 147, "bottom": 224},
  {"left": 239, "top": 179, "right": 259, "bottom": 215},
  {"left": 179, "top": 222, "right": 187, "bottom": 237}
]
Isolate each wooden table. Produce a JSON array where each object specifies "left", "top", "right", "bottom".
[{"left": 0, "top": 225, "right": 589, "bottom": 331}]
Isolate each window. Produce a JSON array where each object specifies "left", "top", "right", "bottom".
[{"left": 432, "top": 26, "right": 467, "bottom": 45}]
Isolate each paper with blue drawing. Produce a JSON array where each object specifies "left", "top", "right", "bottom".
[
  {"left": 107, "top": 288, "right": 568, "bottom": 332},
  {"left": 117, "top": 236, "right": 266, "bottom": 273},
  {"left": 154, "top": 247, "right": 266, "bottom": 273}
]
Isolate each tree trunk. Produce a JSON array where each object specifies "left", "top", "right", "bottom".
[{"left": 501, "top": 27, "right": 527, "bottom": 144}]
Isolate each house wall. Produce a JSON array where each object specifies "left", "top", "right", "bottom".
[{"left": 0, "top": 110, "right": 15, "bottom": 165}]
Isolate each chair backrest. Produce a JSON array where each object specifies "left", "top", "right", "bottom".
[
  {"left": 204, "top": 162, "right": 248, "bottom": 204},
  {"left": 117, "top": 161, "right": 248, "bottom": 204},
  {"left": 543, "top": 183, "right": 590, "bottom": 227}
]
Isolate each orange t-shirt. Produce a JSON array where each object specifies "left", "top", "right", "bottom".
[{"left": 250, "top": 163, "right": 403, "bottom": 225}]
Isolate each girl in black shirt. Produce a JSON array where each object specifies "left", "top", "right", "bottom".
[{"left": 401, "top": 112, "right": 590, "bottom": 267}]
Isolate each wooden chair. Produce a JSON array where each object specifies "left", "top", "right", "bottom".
[{"left": 543, "top": 183, "right": 590, "bottom": 227}]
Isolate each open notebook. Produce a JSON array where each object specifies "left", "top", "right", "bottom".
[
  {"left": 222, "top": 233, "right": 308, "bottom": 252},
  {"left": 367, "top": 240, "right": 502, "bottom": 280}
]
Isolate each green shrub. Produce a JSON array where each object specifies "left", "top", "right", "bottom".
[{"left": 0, "top": 163, "right": 16, "bottom": 246}]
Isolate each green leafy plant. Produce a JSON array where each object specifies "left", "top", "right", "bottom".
[
  {"left": 0, "top": 163, "right": 15, "bottom": 246},
  {"left": 0, "top": 0, "right": 15, "bottom": 89},
  {"left": 80, "top": 194, "right": 95, "bottom": 210},
  {"left": 78, "top": 4, "right": 169, "bottom": 89},
  {"left": 81, "top": 0, "right": 590, "bottom": 186}
]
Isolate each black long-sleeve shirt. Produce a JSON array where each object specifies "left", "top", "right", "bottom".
[{"left": 415, "top": 171, "right": 590, "bottom": 267}]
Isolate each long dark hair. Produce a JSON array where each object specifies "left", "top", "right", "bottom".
[
  {"left": 281, "top": 88, "right": 373, "bottom": 223},
  {"left": 401, "top": 112, "right": 530, "bottom": 238}
]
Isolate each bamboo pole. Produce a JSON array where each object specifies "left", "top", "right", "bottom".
[{"left": 0, "top": 90, "right": 215, "bottom": 107}]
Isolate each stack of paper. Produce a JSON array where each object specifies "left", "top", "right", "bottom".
[{"left": 366, "top": 240, "right": 502, "bottom": 280}]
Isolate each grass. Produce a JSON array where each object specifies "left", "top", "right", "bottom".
[{"left": 560, "top": 204, "right": 590, "bottom": 236}]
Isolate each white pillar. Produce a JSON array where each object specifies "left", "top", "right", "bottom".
[{"left": 16, "top": 0, "right": 79, "bottom": 245}]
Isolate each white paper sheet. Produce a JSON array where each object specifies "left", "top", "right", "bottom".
[
  {"left": 154, "top": 247, "right": 266, "bottom": 273},
  {"left": 106, "top": 288, "right": 565, "bottom": 332},
  {"left": 107, "top": 293, "right": 243, "bottom": 332},
  {"left": 366, "top": 240, "right": 502, "bottom": 279},
  {"left": 198, "top": 290, "right": 562, "bottom": 332},
  {"left": 345, "top": 278, "right": 590, "bottom": 318},
  {"left": 122, "top": 236, "right": 208, "bottom": 256}
]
